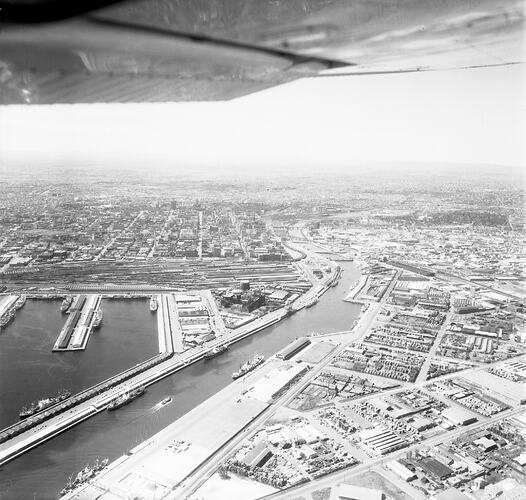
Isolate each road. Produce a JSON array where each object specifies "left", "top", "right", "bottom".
[
  {"left": 179, "top": 270, "right": 401, "bottom": 498},
  {"left": 415, "top": 311, "right": 453, "bottom": 383}
]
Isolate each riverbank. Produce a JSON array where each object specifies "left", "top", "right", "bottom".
[{"left": 0, "top": 262, "right": 362, "bottom": 499}]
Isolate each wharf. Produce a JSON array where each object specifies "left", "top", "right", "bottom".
[
  {"left": 0, "top": 295, "right": 23, "bottom": 330},
  {"left": 53, "top": 295, "right": 102, "bottom": 351},
  {"left": 157, "top": 294, "right": 184, "bottom": 353},
  {"left": 0, "top": 295, "right": 18, "bottom": 315},
  {"left": 0, "top": 295, "right": 18, "bottom": 321},
  {"left": 343, "top": 275, "right": 368, "bottom": 302},
  {"left": 61, "top": 362, "right": 280, "bottom": 499},
  {"left": 200, "top": 289, "right": 228, "bottom": 337},
  {"left": 0, "top": 298, "right": 302, "bottom": 469},
  {"left": 0, "top": 265, "right": 341, "bottom": 469}
]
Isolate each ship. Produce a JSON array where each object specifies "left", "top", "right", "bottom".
[
  {"left": 19, "top": 389, "right": 71, "bottom": 419},
  {"left": 14, "top": 295, "right": 26, "bottom": 310},
  {"left": 284, "top": 304, "right": 295, "bottom": 317},
  {"left": 60, "top": 458, "right": 109, "bottom": 496},
  {"left": 108, "top": 386, "right": 146, "bottom": 411},
  {"left": 203, "top": 344, "right": 228, "bottom": 360},
  {"left": 149, "top": 296, "right": 158, "bottom": 312},
  {"left": 93, "top": 309, "right": 103, "bottom": 329},
  {"left": 305, "top": 297, "right": 319, "bottom": 308},
  {"left": 0, "top": 308, "right": 15, "bottom": 329},
  {"left": 330, "top": 275, "right": 340, "bottom": 287},
  {"left": 60, "top": 296, "right": 73, "bottom": 313},
  {"left": 232, "top": 354, "right": 265, "bottom": 380}
]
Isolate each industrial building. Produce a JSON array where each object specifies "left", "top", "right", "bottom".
[
  {"left": 441, "top": 407, "right": 478, "bottom": 426},
  {"left": 386, "top": 460, "right": 417, "bottom": 481},
  {"left": 460, "top": 372, "right": 526, "bottom": 406},
  {"left": 358, "top": 427, "right": 407, "bottom": 455},
  {"left": 276, "top": 337, "right": 311, "bottom": 360},
  {"left": 241, "top": 442, "right": 273, "bottom": 469}
]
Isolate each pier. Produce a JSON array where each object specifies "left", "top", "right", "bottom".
[
  {"left": 53, "top": 295, "right": 102, "bottom": 351},
  {"left": 0, "top": 295, "right": 22, "bottom": 329},
  {"left": 156, "top": 294, "right": 184, "bottom": 353},
  {"left": 0, "top": 295, "right": 18, "bottom": 314}
]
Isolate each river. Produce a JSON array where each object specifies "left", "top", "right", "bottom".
[{"left": 0, "top": 261, "right": 360, "bottom": 499}]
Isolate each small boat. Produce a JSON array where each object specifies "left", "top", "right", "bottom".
[
  {"left": 149, "top": 296, "right": 158, "bottom": 312},
  {"left": 160, "top": 397, "right": 172, "bottom": 405}
]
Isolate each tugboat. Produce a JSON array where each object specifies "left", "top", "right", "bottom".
[
  {"left": 60, "top": 296, "right": 73, "bottom": 313},
  {"left": 93, "top": 309, "right": 103, "bottom": 329},
  {"left": 14, "top": 295, "right": 26, "bottom": 310},
  {"left": 232, "top": 354, "right": 265, "bottom": 380},
  {"left": 149, "top": 296, "right": 158, "bottom": 312},
  {"left": 19, "top": 389, "right": 71, "bottom": 419},
  {"left": 203, "top": 344, "right": 229, "bottom": 360},
  {"left": 108, "top": 386, "right": 146, "bottom": 411}
]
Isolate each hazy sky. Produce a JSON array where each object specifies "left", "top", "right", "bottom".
[{"left": 0, "top": 64, "right": 524, "bottom": 171}]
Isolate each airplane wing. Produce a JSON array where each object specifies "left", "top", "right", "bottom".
[{"left": 0, "top": 0, "right": 523, "bottom": 104}]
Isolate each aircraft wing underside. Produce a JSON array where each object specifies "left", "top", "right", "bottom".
[{"left": 0, "top": 0, "right": 523, "bottom": 104}]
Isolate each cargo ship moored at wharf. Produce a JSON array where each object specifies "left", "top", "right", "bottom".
[
  {"left": 19, "top": 389, "right": 71, "bottom": 419},
  {"left": 203, "top": 344, "right": 229, "bottom": 360},
  {"left": 108, "top": 386, "right": 146, "bottom": 411},
  {"left": 93, "top": 309, "right": 103, "bottom": 329},
  {"left": 60, "top": 296, "right": 73, "bottom": 313},
  {"left": 60, "top": 458, "right": 109, "bottom": 497},
  {"left": 14, "top": 295, "right": 26, "bottom": 310},
  {"left": 232, "top": 354, "right": 265, "bottom": 379}
]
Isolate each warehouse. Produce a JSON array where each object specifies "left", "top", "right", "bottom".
[
  {"left": 359, "top": 427, "right": 406, "bottom": 455},
  {"left": 441, "top": 407, "right": 478, "bottom": 426},
  {"left": 276, "top": 337, "right": 311, "bottom": 360},
  {"left": 460, "top": 372, "right": 526, "bottom": 406},
  {"left": 241, "top": 442, "right": 273, "bottom": 468},
  {"left": 386, "top": 460, "right": 417, "bottom": 481},
  {"left": 418, "top": 457, "right": 454, "bottom": 480}
]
